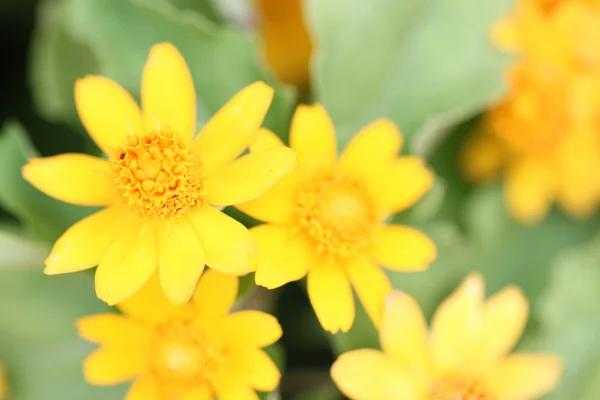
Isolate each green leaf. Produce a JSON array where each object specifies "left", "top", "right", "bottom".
[
  {"left": 169, "top": 0, "right": 223, "bottom": 23},
  {"left": 0, "top": 229, "right": 50, "bottom": 269},
  {"left": 0, "top": 121, "right": 94, "bottom": 242},
  {"left": 63, "top": 0, "right": 295, "bottom": 134},
  {"left": 307, "top": 0, "right": 511, "bottom": 147},
  {"left": 0, "top": 268, "right": 126, "bottom": 399}
]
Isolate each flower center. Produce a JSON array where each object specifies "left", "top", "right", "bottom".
[
  {"left": 430, "top": 377, "right": 498, "bottom": 400},
  {"left": 294, "top": 171, "right": 377, "bottom": 259},
  {"left": 110, "top": 128, "right": 204, "bottom": 219}
]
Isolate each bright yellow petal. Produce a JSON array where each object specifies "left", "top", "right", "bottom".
[
  {"left": 370, "top": 225, "right": 436, "bottom": 271},
  {"left": 193, "top": 268, "right": 239, "bottom": 317},
  {"left": 331, "top": 349, "right": 423, "bottom": 400},
  {"left": 346, "top": 257, "right": 392, "bottom": 328},
  {"left": 484, "top": 354, "right": 563, "bottom": 400},
  {"left": 23, "top": 154, "right": 115, "bottom": 206},
  {"left": 249, "top": 128, "right": 284, "bottom": 152},
  {"left": 117, "top": 274, "right": 176, "bottom": 324},
  {"left": 204, "top": 146, "right": 296, "bottom": 206},
  {"left": 472, "top": 286, "right": 528, "bottom": 372},
  {"left": 505, "top": 157, "right": 554, "bottom": 224},
  {"left": 194, "top": 82, "right": 274, "bottom": 170},
  {"left": 77, "top": 313, "right": 150, "bottom": 345},
  {"left": 44, "top": 206, "right": 127, "bottom": 274},
  {"left": 252, "top": 225, "right": 312, "bottom": 289},
  {"left": 141, "top": 43, "right": 195, "bottom": 142},
  {"left": 368, "top": 157, "right": 434, "bottom": 216},
  {"left": 307, "top": 261, "right": 354, "bottom": 333},
  {"left": 213, "top": 374, "right": 259, "bottom": 400},
  {"left": 430, "top": 273, "right": 484, "bottom": 374},
  {"left": 157, "top": 218, "right": 206, "bottom": 304},
  {"left": 95, "top": 222, "right": 158, "bottom": 305},
  {"left": 236, "top": 349, "right": 281, "bottom": 392},
  {"left": 75, "top": 76, "right": 143, "bottom": 155},
  {"left": 340, "top": 119, "right": 402, "bottom": 179},
  {"left": 181, "top": 385, "right": 212, "bottom": 400},
  {"left": 492, "top": 17, "right": 518, "bottom": 51},
  {"left": 219, "top": 311, "right": 282, "bottom": 347},
  {"left": 289, "top": 104, "right": 337, "bottom": 170},
  {"left": 380, "top": 291, "right": 432, "bottom": 378},
  {"left": 125, "top": 376, "right": 162, "bottom": 400},
  {"left": 236, "top": 168, "right": 303, "bottom": 224},
  {"left": 189, "top": 206, "right": 253, "bottom": 275},
  {"left": 83, "top": 346, "right": 146, "bottom": 385}
]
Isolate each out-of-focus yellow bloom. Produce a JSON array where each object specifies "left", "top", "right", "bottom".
[
  {"left": 237, "top": 105, "right": 436, "bottom": 333},
  {"left": 331, "top": 274, "right": 563, "bottom": 400},
  {"left": 78, "top": 269, "right": 282, "bottom": 400},
  {"left": 22, "top": 42, "right": 296, "bottom": 306},
  {"left": 254, "top": 0, "right": 312, "bottom": 89},
  {"left": 0, "top": 363, "right": 6, "bottom": 400},
  {"left": 462, "top": 0, "right": 600, "bottom": 223}
]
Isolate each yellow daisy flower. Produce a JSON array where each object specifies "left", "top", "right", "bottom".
[
  {"left": 22, "top": 42, "right": 296, "bottom": 305},
  {"left": 77, "top": 269, "right": 282, "bottom": 400},
  {"left": 237, "top": 105, "right": 437, "bottom": 333},
  {"left": 331, "top": 274, "right": 563, "bottom": 400},
  {"left": 462, "top": 0, "right": 600, "bottom": 223}
]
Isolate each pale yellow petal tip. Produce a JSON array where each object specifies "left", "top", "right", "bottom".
[
  {"left": 43, "top": 258, "right": 64, "bottom": 275},
  {"left": 458, "top": 272, "right": 485, "bottom": 297},
  {"left": 21, "top": 158, "right": 43, "bottom": 183},
  {"left": 147, "top": 42, "right": 179, "bottom": 59}
]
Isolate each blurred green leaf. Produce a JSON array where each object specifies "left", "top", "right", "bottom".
[
  {"left": 519, "top": 235, "right": 600, "bottom": 400},
  {"left": 0, "top": 268, "right": 126, "bottom": 399},
  {"left": 169, "top": 0, "right": 223, "bottom": 23},
  {"left": 291, "top": 384, "right": 341, "bottom": 400},
  {"left": 0, "top": 121, "right": 93, "bottom": 242},
  {"left": 0, "top": 229, "right": 50, "bottom": 269},
  {"left": 307, "top": 0, "right": 510, "bottom": 147}
]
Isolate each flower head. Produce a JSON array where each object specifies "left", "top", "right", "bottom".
[
  {"left": 22, "top": 42, "right": 296, "bottom": 305},
  {"left": 237, "top": 105, "right": 437, "bottom": 333},
  {"left": 462, "top": 0, "right": 600, "bottom": 223},
  {"left": 77, "top": 269, "right": 282, "bottom": 400},
  {"left": 331, "top": 274, "right": 563, "bottom": 400}
]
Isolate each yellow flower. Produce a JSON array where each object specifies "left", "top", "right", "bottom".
[
  {"left": 237, "top": 105, "right": 437, "bottom": 333},
  {"left": 22, "top": 42, "right": 296, "bottom": 305},
  {"left": 0, "top": 363, "right": 5, "bottom": 400},
  {"left": 462, "top": 0, "right": 600, "bottom": 223},
  {"left": 331, "top": 274, "right": 563, "bottom": 400},
  {"left": 253, "top": 0, "right": 312, "bottom": 89},
  {"left": 77, "top": 269, "right": 282, "bottom": 400}
]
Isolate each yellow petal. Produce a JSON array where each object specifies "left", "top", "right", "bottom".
[
  {"left": 95, "top": 222, "right": 158, "bottom": 305},
  {"left": 44, "top": 206, "right": 127, "bottom": 274},
  {"left": 157, "top": 218, "right": 206, "bottom": 304},
  {"left": 181, "top": 385, "right": 212, "bottom": 400},
  {"left": 331, "top": 349, "right": 423, "bottom": 400},
  {"left": 77, "top": 313, "right": 150, "bottom": 345},
  {"left": 430, "top": 273, "right": 484, "bottom": 374},
  {"left": 307, "top": 261, "right": 354, "bottom": 333},
  {"left": 84, "top": 346, "right": 146, "bottom": 385},
  {"left": 460, "top": 128, "right": 509, "bottom": 183},
  {"left": 368, "top": 157, "right": 434, "bottom": 216},
  {"left": 340, "top": 119, "right": 403, "bottom": 179},
  {"left": 346, "top": 257, "right": 392, "bottom": 328},
  {"left": 190, "top": 206, "right": 253, "bottom": 275},
  {"left": 117, "top": 274, "right": 176, "bottom": 324},
  {"left": 213, "top": 373, "right": 259, "bottom": 400},
  {"left": 236, "top": 349, "right": 281, "bottom": 392},
  {"left": 193, "top": 268, "right": 239, "bottom": 317},
  {"left": 236, "top": 168, "right": 303, "bottom": 224},
  {"left": 505, "top": 157, "right": 555, "bottom": 224},
  {"left": 23, "top": 154, "right": 115, "bottom": 206},
  {"left": 219, "top": 311, "right": 282, "bottom": 347},
  {"left": 141, "top": 43, "right": 195, "bottom": 142},
  {"left": 205, "top": 146, "right": 297, "bottom": 206},
  {"left": 194, "top": 82, "right": 274, "bottom": 170},
  {"left": 252, "top": 225, "right": 312, "bottom": 289},
  {"left": 289, "top": 104, "right": 337, "bottom": 170},
  {"left": 484, "top": 354, "right": 563, "bottom": 400},
  {"left": 380, "top": 291, "right": 432, "bottom": 378},
  {"left": 125, "top": 376, "right": 162, "bottom": 400},
  {"left": 370, "top": 225, "right": 436, "bottom": 271},
  {"left": 472, "top": 286, "right": 528, "bottom": 372},
  {"left": 492, "top": 18, "right": 519, "bottom": 51},
  {"left": 249, "top": 128, "right": 284, "bottom": 152},
  {"left": 75, "top": 76, "right": 143, "bottom": 155}
]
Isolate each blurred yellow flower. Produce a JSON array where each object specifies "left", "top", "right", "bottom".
[
  {"left": 78, "top": 269, "right": 282, "bottom": 400},
  {"left": 462, "top": 0, "right": 600, "bottom": 223},
  {"left": 254, "top": 0, "right": 312, "bottom": 89},
  {"left": 0, "top": 363, "right": 5, "bottom": 400},
  {"left": 237, "top": 105, "right": 436, "bottom": 333},
  {"left": 331, "top": 273, "right": 563, "bottom": 400},
  {"left": 22, "top": 42, "right": 296, "bottom": 305}
]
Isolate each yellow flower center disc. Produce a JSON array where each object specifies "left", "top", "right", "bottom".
[{"left": 110, "top": 128, "right": 204, "bottom": 219}]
